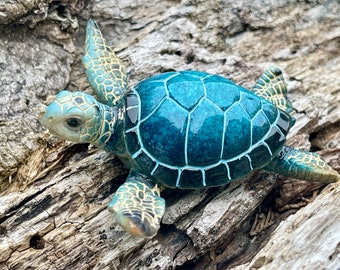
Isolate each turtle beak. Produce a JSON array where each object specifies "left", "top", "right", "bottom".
[{"left": 41, "top": 102, "right": 60, "bottom": 130}]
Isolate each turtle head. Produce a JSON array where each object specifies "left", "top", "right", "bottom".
[{"left": 41, "top": 91, "right": 104, "bottom": 144}]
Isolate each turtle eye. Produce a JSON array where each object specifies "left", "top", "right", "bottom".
[{"left": 65, "top": 117, "right": 82, "bottom": 129}]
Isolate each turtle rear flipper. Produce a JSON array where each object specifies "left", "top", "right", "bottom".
[
  {"left": 253, "top": 66, "right": 293, "bottom": 114},
  {"left": 108, "top": 172, "right": 165, "bottom": 237},
  {"left": 82, "top": 20, "right": 128, "bottom": 106},
  {"left": 264, "top": 146, "right": 340, "bottom": 183}
]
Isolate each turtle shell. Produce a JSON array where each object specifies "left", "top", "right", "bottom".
[{"left": 124, "top": 71, "right": 292, "bottom": 189}]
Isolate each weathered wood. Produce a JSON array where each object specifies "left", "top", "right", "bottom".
[
  {"left": 231, "top": 182, "right": 340, "bottom": 270},
  {"left": 0, "top": 0, "right": 339, "bottom": 269}
]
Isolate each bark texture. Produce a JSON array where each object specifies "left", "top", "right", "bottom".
[{"left": 0, "top": 0, "right": 339, "bottom": 269}]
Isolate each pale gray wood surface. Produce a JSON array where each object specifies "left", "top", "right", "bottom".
[{"left": 0, "top": 0, "right": 339, "bottom": 269}]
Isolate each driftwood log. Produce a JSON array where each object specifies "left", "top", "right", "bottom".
[{"left": 0, "top": 0, "right": 339, "bottom": 269}]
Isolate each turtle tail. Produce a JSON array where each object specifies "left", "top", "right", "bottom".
[{"left": 264, "top": 146, "right": 339, "bottom": 183}]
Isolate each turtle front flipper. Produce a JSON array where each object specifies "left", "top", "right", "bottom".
[
  {"left": 82, "top": 20, "right": 128, "bottom": 106},
  {"left": 253, "top": 66, "right": 293, "bottom": 114},
  {"left": 108, "top": 172, "right": 165, "bottom": 237},
  {"left": 264, "top": 146, "right": 340, "bottom": 183}
]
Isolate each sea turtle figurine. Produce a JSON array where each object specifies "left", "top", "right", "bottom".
[{"left": 42, "top": 20, "right": 339, "bottom": 237}]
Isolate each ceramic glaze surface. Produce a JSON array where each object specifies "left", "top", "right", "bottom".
[{"left": 124, "top": 71, "right": 292, "bottom": 188}]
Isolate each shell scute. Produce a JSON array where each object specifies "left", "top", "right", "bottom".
[
  {"left": 134, "top": 151, "right": 156, "bottom": 174},
  {"left": 252, "top": 110, "right": 271, "bottom": 144},
  {"left": 125, "top": 131, "right": 140, "bottom": 154},
  {"left": 248, "top": 144, "right": 272, "bottom": 168},
  {"left": 135, "top": 81, "right": 167, "bottom": 119},
  {"left": 262, "top": 101, "right": 278, "bottom": 123},
  {"left": 151, "top": 165, "right": 179, "bottom": 187},
  {"left": 179, "top": 170, "right": 203, "bottom": 188},
  {"left": 264, "top": 126, "right": 285, "bottom": 155},
  {"left": 239, "top": 91, "right": 262, "bottom": 118},
  {"left": 167, "top": 74, "right": 204, "bottom": 110},
  {"left": 139, "top": 98, "right": 188, "bottom": 166},
  {"left": 205, "top": 164, "right": 229, "bottom": 186},
  {"left": 228, "top": 156, "right": 252, "bottom": 179},
  {"left": 204, "top": 76, "right": 240, "bottom": 111},
  {"left": 222, "top": 103, "right": 251, "bottom": 159},
  {"left": 187, "top": 99, "right": 224, "bottom": 166}
]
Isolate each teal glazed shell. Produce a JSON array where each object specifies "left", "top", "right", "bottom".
[{"left": 124, "top": 71, "right": 293, "bottom": 188}]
